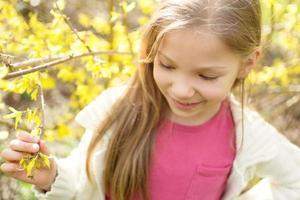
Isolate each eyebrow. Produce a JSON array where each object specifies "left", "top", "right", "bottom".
[{"left": 158, "top": 51, "right": 229, "bottom": 71}]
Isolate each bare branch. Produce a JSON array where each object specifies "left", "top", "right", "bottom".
[
  {"left": 0, "top": 53, "right": 15, "bottom": 60},
  {"left": 38, "top": 73, "right": 45, "bottom": 139},
  {"left": 3, "top": 50, "right": 131, "bottom": 80},
  {"left": 120, "top": 0, "right": 135, "bottom": 57},
  {"left": 9, "top": 56, "right": 62, "bottom": 70},
  {"left": 0, "top": 120, "right": 31, "bottom": 132},
  {"left": 108, "top": 0, "right": 115, "bottom": 63},
  {"left": 4, "top": 56, "right": 73, "bottom": 80},
  {"left": 54, "top": 1, "right": 92, "bottom": 53}
]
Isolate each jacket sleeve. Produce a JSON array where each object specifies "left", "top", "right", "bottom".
[
  {"left": 31, "top": 86, "right": 126, "bottom": 199},
  {"left": 32, "top": 128, "right": 95, "bottom": 200},
  {"left": 238, "top": 121, "right": 300, "bottom": 200}
]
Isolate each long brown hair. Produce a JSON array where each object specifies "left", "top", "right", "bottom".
[{"left": 86, "top": 1, "right": 262, "bottom": 200}]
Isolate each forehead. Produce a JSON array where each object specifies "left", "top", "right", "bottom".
[{"left": 157, "top": 29, "right": 239, "bottom": 62}]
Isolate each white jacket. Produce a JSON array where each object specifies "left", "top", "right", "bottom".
[{"left": 33, "top": 84, "right": 300, "bottom": 200}]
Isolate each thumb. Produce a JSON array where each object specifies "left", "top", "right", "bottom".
[{"left": 39, "top": 140, "right": 50, "bottom": 155}]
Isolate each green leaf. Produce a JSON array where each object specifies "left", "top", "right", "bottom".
[
  {"left": 14, "top": 111, "right": 22, "bottom": 129},
  {"left": 0, "top": 67, "right": 9, "bottom": 79},
  {"left": 26, "top": 108, "right": 34, "bottom": 123},
  {"left": 30, "top": 88, "right": 38, "bottom": 101},
  {"left": 31, "top": 126, "right": 41, "bottom": 137},
  {"left": 8, "top": 106, "right": 18, "bottom": 113},
  {"left": 126, "top": 2, "right": 136, "bottom": 13},
  {"left": 121, "top": 2, "right": 136, "bottom": 13},
  {"left": 3, "top": 112, "right": 17, "bottom": 119},
  {"left": 54, "top": 0, "right": 65, "bottom": 10},
  {"left": 3, "top": 107, "right": 23, "bottom": 129}
]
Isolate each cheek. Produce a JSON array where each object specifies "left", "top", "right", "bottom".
[
  {"left": 153, "top": 65, "right": 160, "bottom": 86},
  {"left": 153, "top": 65, "right": 168, "bottom": 87},
  {"left": 195, "top": 81, "right": 231, "bottom": 99}
]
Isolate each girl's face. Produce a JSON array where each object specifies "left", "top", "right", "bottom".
[{"left": 153, "top": 29, "right": 243, "bottom": 125}]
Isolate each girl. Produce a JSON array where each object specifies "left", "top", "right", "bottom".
[{"left": 1, "top": 0, "right": 300, "bottom": 199}]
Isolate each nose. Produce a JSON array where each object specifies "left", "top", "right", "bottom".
[{"left": 170, "top": 81, "right": 195, "bottom": 101}]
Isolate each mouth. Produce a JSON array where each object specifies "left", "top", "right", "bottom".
[
  {"left": 177, "top": 101, "right": 201, "bottom": 105},
  {"left": 171, "top": 98, "right": 203, "bottom": 110},
  {"left": 172, "top": 98, "right": 202, "bottom": 105}
]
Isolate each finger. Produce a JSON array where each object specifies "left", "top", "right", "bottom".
[
  {"left": 39, "top": 140, "right": 50, "bottom": 155},
  {"left": 9, "top": 139, "right": 40, "bottom": 153},
  {"left": 0, "top": 162, "right": 36, "bottom": 185},
  {"left": 0, "top": 162, "right": 24, "bottom": 173},
  {"left": 0, "top": 149, "right": 31, "bottom": 162},
  {"left": 16, "top": 131, "right": 39, "bottom": 143}
]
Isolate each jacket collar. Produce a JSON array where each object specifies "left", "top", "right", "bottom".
[
  {"left": 221, "top": 94, "right": 279, "bottom": 199},
  {"left": 228, "top": 93, "right": 279, "bottom": 168}
]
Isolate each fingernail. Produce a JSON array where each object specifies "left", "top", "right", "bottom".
[
  {"left": 1, "top": 164, "right": 11, "bottom": 172},
  {"left": 0, "top": 164, "right": 5, "bottom": 172},
  {"left": 32, "top": 144, "right": 39, "bottom": 151}
]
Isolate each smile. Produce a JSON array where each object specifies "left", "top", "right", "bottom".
[{"left": 172, "top": 98, "right": 203, "bottom": 110}]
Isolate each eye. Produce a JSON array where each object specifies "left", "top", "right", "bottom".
[
  {"left": 199, "top": 75, "right": 218, "bottom": 81},
  {"left": 159, "top": 62, "right": 174, "bottom": 70}
]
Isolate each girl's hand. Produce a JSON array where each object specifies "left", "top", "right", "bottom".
[{"left": 0, "top": 131, "right": 57, "bottom": 192}]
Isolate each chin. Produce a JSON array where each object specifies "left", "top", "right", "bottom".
[{"left": 170, "top": 106, "right": 200, "bottom": 116}]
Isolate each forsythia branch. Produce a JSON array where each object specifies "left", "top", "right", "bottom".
[
  {"left": 120, "top": 0, "right": 135, "bottom": 57},
  {"left": 9, "top": 56, "right": 61, "bottom": 70},
  {"left": 2, "top": 50, "right": 132, "bottom": 80},
  {"left": 54, "top": 1, "right": 93, "bottom": 53},
  {"left": 19, "top": 73, "right": 49, "bottom": 179},
  {"left": 38, "top": 73, "right": 45, "bottom": 139},
  {"left": 0, "top": 119, "right": 31, "bottom": 132}
]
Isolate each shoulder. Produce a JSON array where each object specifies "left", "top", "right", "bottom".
[
  {"left": 228, "top": 94, "right": 283, "bottom": 161},
  {"left": 229, "top": 98, "right": 300, "bottom": 196},
  {"left": 74, "top": 83, "right": 129, "bottom": 130},
  {"left": 228, "top": 94, "right": 280, "bottom": 135}
]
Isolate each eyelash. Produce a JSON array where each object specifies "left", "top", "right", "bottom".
[
  {"left": 199, "top": 75, "right": 218, "bottom": 81},
  {"left": 159, "top": 63, "right": 219, "bottom": 81}
]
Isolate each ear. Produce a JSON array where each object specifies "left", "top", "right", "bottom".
[{"left": 237, "top": 47, "right": 262, "bottom": 79}]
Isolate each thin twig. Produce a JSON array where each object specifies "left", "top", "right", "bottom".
[
  {"left": 4, "top": 56, "right": 73, "bottom": 80},
  {"left": 8, "top": 56, "right": 61, "bottom": 70},
  {"left": 0, "top": 53, "right": 15, "bottom": 60},
  {"left": 120, "top": 0, "right": 135, "bottom": 57},
  {"left": 0, "top": 120, "right": 31, "bottom": 132},
  {"left": 54, "top": 1, "right": 92, "bottom": 53},
  {"left": 38, "top": 73, "right": 45, "bottom": 139},
  {"left": 108, "top": 0, "right": 115, "bottom": 63},
  {"left": 3, "top": 50, "right": 131, "bottom": 80}
]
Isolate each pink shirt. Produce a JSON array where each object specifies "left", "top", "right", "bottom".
[{"left": 106, "top": 98, "right": 236, "bottom": 200}]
